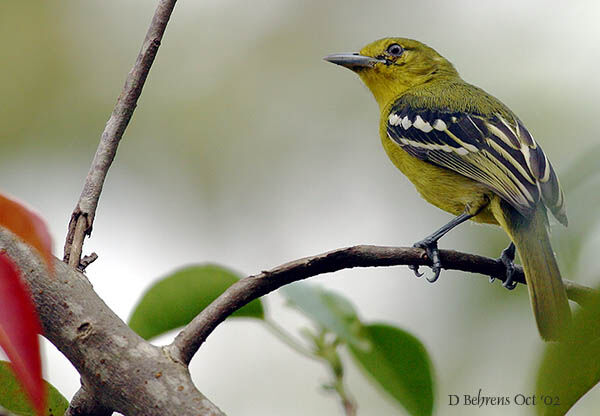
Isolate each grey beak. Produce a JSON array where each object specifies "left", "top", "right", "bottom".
[{"left": 323, "top": 53, "right": 385, "bottom": 69}]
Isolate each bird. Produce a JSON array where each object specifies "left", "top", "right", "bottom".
[{"left": 324, "top": 38, "right": 571, "bottom": 341}]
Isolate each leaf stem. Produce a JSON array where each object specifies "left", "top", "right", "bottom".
[{"left": 263, "top": 318, "right": 319, "bottom": 361}]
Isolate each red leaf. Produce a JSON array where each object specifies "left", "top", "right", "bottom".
[
  {"left": 0, "top": 193, "right": 53, "bottom": 274},
  {"left": 0, "top": 253, "right": 46, "bottom": 415}
]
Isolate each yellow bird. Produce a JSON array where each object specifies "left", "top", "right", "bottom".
[{"left": 325, "top": 38, "right": 571, "bottom": 341}]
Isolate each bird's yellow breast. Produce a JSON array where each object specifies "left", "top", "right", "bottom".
[{"left": 379, "top": 119, "right": 498, "bottom": 225}]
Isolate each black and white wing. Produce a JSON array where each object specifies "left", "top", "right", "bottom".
[{"left": 386, "top": 102, "right": 567, "bottom": 225}]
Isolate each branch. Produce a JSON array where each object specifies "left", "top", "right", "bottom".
[
  {"left": 64, "top": 388, "right": 111, "bottom": 416},
  {"left": 0, "top": 228, "right": 225, "bottom": 416},
  {"left": 169, "top": 245, "right": 598, "bottom": 365},
  {"left": 63, "top": 0, "right": 177, "bottom": 269}
]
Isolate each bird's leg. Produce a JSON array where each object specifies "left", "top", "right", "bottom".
[
  {"left": 410, "top": 212, "right": 474, "bottom": 283},
  {"left": 489, "top": 242, "right": 517, "bottom": 290}
]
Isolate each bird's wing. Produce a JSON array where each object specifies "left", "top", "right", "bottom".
[{"left": 386, "top": 102, "right": 567, "bottom": 225}]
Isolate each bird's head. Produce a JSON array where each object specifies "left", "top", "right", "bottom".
[{"left": 325, "top": 38, "right": 458, "bottom": 107}]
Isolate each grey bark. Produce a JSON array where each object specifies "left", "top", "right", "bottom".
[{"left": 1, "top": 228, "right": 224, "bottom": 416}]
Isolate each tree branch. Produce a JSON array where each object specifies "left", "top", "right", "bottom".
[
  {"left": 169, "top": 245, "right": 598, "bottom": 365},
  {"left": 64, "top": 387, "right": 111, "bottom": 416},
  {"left": 63, "top": 0, "right": 178, "bottom": 269},
  {"left": 0, "top": 228, "right": 225, "bottom": 416}
]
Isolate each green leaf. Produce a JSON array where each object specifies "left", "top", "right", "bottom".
[
  {"left": 536, "top": 294, "right": 600, "bottom": 415},
  {"left": 348, "top": 323, "right": 434, "bottom": 416},
  {"left": 282, "top": 283, "right": 369, "bottom": 349},
  {"left": 0, "top": 361, "right": 68, "bottom": 416},
  {"left": 128, "top": 264, "right": 264, "bottom": 340}
]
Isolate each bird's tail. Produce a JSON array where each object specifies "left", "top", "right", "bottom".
[{"left": 494, "top": 200, "right": 571, "bottom": 341}]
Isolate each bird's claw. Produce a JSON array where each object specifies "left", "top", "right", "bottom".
[
  {"left": 491, "top": 242, "right": 517, "bottom": 290},
  {"left": 409, "top": 264, "right": 424, "bottom": 277},
  {"left": 502, "top": 264, "right": 517, "bottom": 290},
  {"left": 411, "top": 239, "right": 442, "bottom": 283}
]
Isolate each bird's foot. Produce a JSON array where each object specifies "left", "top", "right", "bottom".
[
  {"left": 409, "top": 238, "right": 442, "bottom": 283},
  {"left": 489, "top": 242, "right": 517, "bottom": 290}
]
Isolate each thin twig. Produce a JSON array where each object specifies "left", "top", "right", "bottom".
[
  {"left": 336, "top": 381, "right": 357, "bottom": 416},
  {"left": 63, "top": 0, "right": 178, "bottom": 268},
  {"left": 79, "top": 252, "right": 99, "bottom": 271},
  {"left": 168, "top": 245, "right": 598, "bottom": 365},
  {"left": 267, "top": 319, "right": 356, "bottom": 414},
  {"left": 341, "top": 397, "right": 357, "bottom": 416}
]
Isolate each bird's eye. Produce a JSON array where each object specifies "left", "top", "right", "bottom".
[{"left": 386, "top": 43, "right": 404, "bottom": 57}]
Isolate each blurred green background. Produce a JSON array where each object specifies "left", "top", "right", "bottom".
[{"left": 2, "top": 0, "right": 600, "bottom": 414}]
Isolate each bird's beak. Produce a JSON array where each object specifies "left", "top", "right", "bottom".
[{"left": 323, "top": 53, "right": 385, "bottom": 70}]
